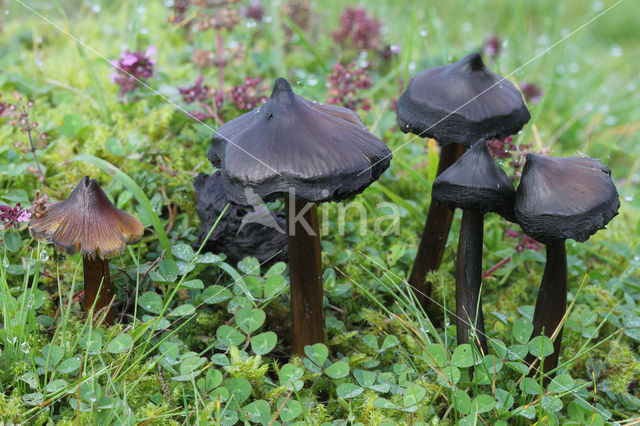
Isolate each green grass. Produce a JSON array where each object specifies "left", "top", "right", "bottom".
[{"left": 1, "top": 0, "right": 639, "bottom": 424}]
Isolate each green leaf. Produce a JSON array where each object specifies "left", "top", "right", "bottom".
[
  {"left": 304, "top": 343, "right": 329, "bottom": 368},
  {"left": 512, "top": 318, "right": 533, "bottom": 344},
  {"left": 243, "top": 400, "right": 271, "bottom": 423},
  {"left": 168, "top": 304, "right": 195, "bottom": 318},
  {"left": 226, "top": 378, "right": 251, "bottom": 404},
  {"left": 45, "top": 379, "right": 68, "bottom": 394},
  {"left": 495, "top": 388, "right": 515, "bottom": 411},
  {"left": 336, "top": 383, "right": 363, "bottom": 399},
  {"left": 548, "top": 374, "right": 574, "bottom": 394},
  {"left": 201, "top": 285, "right": 232, "bottom": 304},
  {"left": 381, "top": 335, "right": 399, "bottom": 350},
  {"left": 235, "top": 308, "right": 266, "bottom": 334},
  {"left": 69, "top": 155, "right": 172, "bottom": 259},
  {"left": 423, "top": 343, "right": 448, "bottom": 368},
  {"left": 471, "top": 394, "right": 495, "bottom": 414},
  {"left": 453, "top": 389, "right": 471, "bottom": 415},
  {"left": 171, "top": 244, "right": 194, "bottom": 261},
  {"left": 57, "top": 357, "right": 81, "bottom": 374},
  {"left": 250, "top": 332, "right": 277, "bottom": 355},
  {"left": 104, "top": 137, "right": 126, "bottom": 156},
  {"left": 159, "top": 259, "right": 180, "bottom": 282},
  {"left": 263, "top": 274, "right": 286, "bottom": 299},
  {"left": 181, "top": 279, "right": 204, "bottom": 290},
  {"left": 279, "top": 364, "right": 304, "bottom": 391},
  {"left": 138, "top": 291, "right": 163, "bottom": 314},
  {"left": 59, "top": 114, "right": 86, "bottom": 139},
  {"left": 79, "top": 333, "right": 102, "bottom": 355},
  {"left": 374, "top": 397, "right": 398, "bottom": 409},
  {"left": 451, "top": 344, "right": 475, "bottom": 368},
  {"left": 403, "top": 384, "right": 426, "bottom": 407},
  {"left": 506, "top": 344, "right": 528, "bottom": 360},
  {"left": 216, "top": 325, "right": 245, "bottom": 348},
  {"left": 437, "top": 366, "right": 460, "bottom": 388},
  {"left": 3, "top": 231, "right": 21, "bottom": 252},
  {"left": 106, "top": 333, "right": 133, "bottom": 354},
  {"left": 354, "top": 369, "right": 376, "bottom": 388},
  {"left": 325, "top": 361, "right": 349, "bottom": 379},
  {"left": 42, "top": 344, "right": 64, "bottom": 366},
  {"left": 180, "top": 356, "right": 206, "bottom": 375},
  {"left": 278, "top": 398, "right": 303, "bottom": 422},
  {"left": 528, "top": 335, "right": 555, "bottom": 358}
]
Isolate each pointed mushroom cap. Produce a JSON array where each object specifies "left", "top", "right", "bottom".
[
  {"left": 29, "top": 176, "right": 144, "bottom": 260},
  {"left": 514, "top": 154, "right": 620, "bottom": 243},
  {"left": 396, "top": 52, "right": 530, "bottom": 146},
  {"left": 208, "top": 77, "right": 392, "bottom": 204},
  {"left": 432, "top": 139, "right": 515, "bottom": 220}
]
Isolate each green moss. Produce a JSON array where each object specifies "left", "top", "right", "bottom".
[
  {"left": 225, "top": 346, "right": 269, "bottom": 393},
  {"left": 606, "top": 340, "right": 640, "bottom": 395},
  {"left": 0, "top": 393, "right": 25, "bottom": 424}
]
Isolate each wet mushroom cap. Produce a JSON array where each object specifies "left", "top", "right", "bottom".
[
  {"left": 514, "top": 154, "right": 620, "bottom": 243},
  {"left": 396, "top": 52, "right": 530, "bottom": 146},
  {"left": 432, "top": 139, "right": 516, "bottom": 220},
  {"left": 208, "top": 77, "right": 392, "bottom": 205},
  {"left": 29, "top": 176, "right": 144, "bottom": 260}
]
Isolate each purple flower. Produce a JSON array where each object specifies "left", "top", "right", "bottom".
[
  {"left": 230, "top": 77, "right": 268, "bottom": 110},
  {"left": 241, "top": 0, "right": 264, "bottom": 22},
  {"left": 483, "top": 36, "right": 502, "bottom": 59},
  {"left": 332, "top": 7, "right": 381, "bottom": 51},
  {"left": 520, "top": 81, "right": 543, "bottom": 104},
  {"left": 179, "top": 75, "right": 211, "bottom": 104},
  {"left": 327, "top": 61, "right": 372, "bottom": 111},
  {"left": 0, "top": 203, "right": 31, "bottom": 230},
  {"left": 111, "top": 46, "right": 157, "bottom": 96}
]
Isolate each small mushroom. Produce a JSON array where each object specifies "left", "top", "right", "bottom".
[
  {"left": 432, "top": 139, "right": 515, "bottom": 352},
  {"left": 193, "top": 171, "right": 288, "bottom": 265},
  {"left": 515, "top": 154, "right": 619, "bottom": 375},
  {"left": 396, "top": 52, "right": 530, "bottom": 309},
  {"left": 209, "top": 77, "right": 391, "bottom": 355},
  {"left": 29, "top": 176, "right": 144, "bottom": 324}
]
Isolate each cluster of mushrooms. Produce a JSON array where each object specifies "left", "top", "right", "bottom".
[{"left": 28, "top": 53, "right": 619, "bottom": 379}]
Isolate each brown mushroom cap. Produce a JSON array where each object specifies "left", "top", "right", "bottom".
[{"left": 29, "top": 176, "right": 144, "bottom": 259}]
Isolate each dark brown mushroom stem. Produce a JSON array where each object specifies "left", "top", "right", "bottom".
[
  {"left": 527, "top": 240, "right": 567, "bottom": 377},
  {"left": 408, "top": 143, "right": 466, "bottom": 309},
  {"left": 286, "top": 198, "right": 324, "bottom": 356},
  {"left": 455, "top": 209, "right": 487, "bottom": 353},
  {"left": 82, "top": 256, "right": 115, "bottom": 324}
]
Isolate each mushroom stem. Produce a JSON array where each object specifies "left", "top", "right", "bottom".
[
  {"left": 82, "top": 256, "right": 114, "bottom": 324},
  {"left": 286, "top": 198, "right": 324, "bottom": 356},
  {"left": 408, "top": 143, "right": 465, "bottom": 310},
  {"left": 455, "top": 209, "right": 487, "bottom": 353},
  {"left": 531, "top": 241, "right": 567, "bottom": 376}
]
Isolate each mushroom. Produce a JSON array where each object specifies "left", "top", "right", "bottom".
[
  {"left": 431, "top": 139, "right": 515, "bottom": 352},
  {"left": 193, "top": 171, "right": 288, "bottom": 265},
  {"left": 208, "top": 77, "right": 391, "bottom": 355},
  {"left": 29, "top": 176, "right": 144, "bottom": 324},
  {"left": 514, "top": 154, "right": 619, "bottom": 375},
  {"left": 396, "top": 52, "right": 530, "bottom": 309}
]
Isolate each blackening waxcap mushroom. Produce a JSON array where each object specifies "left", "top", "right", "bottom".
[
  {"left": 432, "top": 139, "right": 515, "bottom": 220},
  {"left": 208, "top": 77, "right": 392, "bottom": 205},
  {"left": 514, "top": 154, "right": 620, "bottom": 243},
  {"left": 396, "top": 52, "right": 530, "bottom": 146},
  {"left": 29, "top": 176, "right": 144, "bottom": 259},
  {"left": 193, "top": 171, "right": 287, "bottom": 264}
]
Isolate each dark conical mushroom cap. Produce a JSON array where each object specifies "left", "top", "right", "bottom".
[
  {"left": 29, "top": 176, "right": 144, "bottom": 260},
  {"left": 208, "top": 77, "right": 392, "bottom": 204},
  {"left": 396, "top": 52, "right": 530, "bottom": 146},
  {"left": 432, "top": 139, "right": 515, "bottom": 220},
  {"left": 514, "top": 154, "right": 620, "bottom": 243}
]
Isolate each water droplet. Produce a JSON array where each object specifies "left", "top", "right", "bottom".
[
  {"left": 461, "top": 22, "right": 472, "bottom": 32},
  {"left": 2, "top": 257, "right": 8, "bottom": 267},
  {"left": 624, "top": 195, "right": 634, "bottom": 202},
  {"left": 610, "top": 45, "right": 623, "bottom": 57},
  {"left": 136, "top": 5, "right": 146, "bottom": 14},
  {"left": 246, "top": 21, "right": 256, "bottom": 28},
  {"left": 21, "top": 342, "right": 30, "bottom": 353},
  {"left": 264, "top": 16, "right": 272, "bottom": 23},
  {"left": 307, "top": 77, "right": 318, "bottom": 86},
  {"left": 592, "top": 1, "right": 603, "bottom": 11},
  {"left": 91, "top": 4, "right": 101, "bottom": 13},
  {"left": 419, "top": 29, "right": 427, "bottom": 37},
  {"left": 40, "top": 251, "right": 49, "bottom": 262},
  {"left": 605, "top": 116, "right": 617, "bottom": 126},
  {"left": 556, "top": 65, "right": 566, "bottom": 74}
]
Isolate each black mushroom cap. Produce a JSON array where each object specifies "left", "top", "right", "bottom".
[
  {"left": 514, "top": 154, "right": 620, "bottom": 244},
  {"left": 208, "top": 77, "right": 392, "bottom": 205},
  {"left": 396, "top": 52, "right": 530, "bottom": 146},
  {"left": 432, "top": 139, "right": 516, "bottom": 221},
  {"left": 193, "top": 171, "right": 287, "bottom": 265}
]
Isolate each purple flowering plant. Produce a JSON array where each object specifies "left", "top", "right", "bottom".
[{"left": 111, "top": 46, "right": 157, "bottom": 97}]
